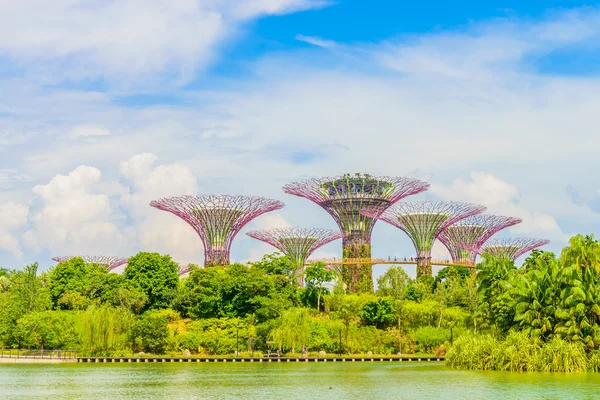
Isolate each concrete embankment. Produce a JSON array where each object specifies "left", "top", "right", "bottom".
[{"left": 77, "top": 356, "right": 444, "bottom": 363}]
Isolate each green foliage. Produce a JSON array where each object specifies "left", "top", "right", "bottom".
[
  {"left": 7, "top": 232, "right": 600, "bottom": 369},
  {"left": 176, "top": 318, "right": 245, "bottom": 355},
  {"left": 76, "top": 305, "right": 134, "bottom": 355},
  {"left": 0, "top": 263, "right": 51, "bottom": 346},
  {"left": 411, "top": 326, "right": 450, "bottom": 353},
  {"left": 304, "top": 262, "right": 335, "bottom": 311},
  {"left": 176, "top": 263, "right": 299, "bottom": 322},
  {"left": 251, "top": 252, "right": 295, "bottom": 278},
  {"left": 130, "top": 310, "right": 170, "bottom": 354},
  {"left": 359, "top": 298, "right": 395, "bottom": 329},
  {"left": 270, "top": 308, "right": 311, "bottom": 352},
  {"left": 49, "top": 257, "right": 120, "bottom": 309},
  {"left": 342, "top": 242, "right": 372, "bottom": 293},
  {"left": 124, "top": 252, "right": 179, "bottom": 311},
  {"left": 13, "top": 310, "right": 78, "bottom": 350},
  {"left": 376, "top": 266, "right": 409, "bottom": 300},
  {"left": 446, "top": 332, "right": 591, "bottom": 372}
]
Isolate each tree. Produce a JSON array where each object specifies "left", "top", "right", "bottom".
[
  {"left": 130, "top": 311, "right": 170, "bottom": 354},
  {"left": 124, "top": 252, "right": 179, "bottom": 311},
  {"left": 376, "top": 266, "right": 409, "bottom": 300},
  {"left": 511, "top": 251, "right": 561, "bottom": 341},
  {"left": 13, "top": 310, "right": 78, "bottom": 350},
  {"left": 270, "top": 308, "right": 311, "bottom": 353},
  {"left": 476, "top": 254, "right": 516, "bottom": 335},
  {"left": 176, "top": 263, "right": 298, "bottom": 322},
  {"left": 304, "top": 262, "right": 335, "bottom": 311},
  {"left": 359, "top": 298, "right": 396, "bottom": 329},
  {"left": 556, "top": 235, "right": 600, "bottom": 349},
  {"left": 0, "top": 263, "right": 51, "bottom": 346},
  {"left": 251, "top": 252, "right": 294, "bottom": 278},
  {"left": 49, "top": 257, "right": 122, "bottom": 309}
]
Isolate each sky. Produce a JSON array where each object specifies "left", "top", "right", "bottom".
[{"left": 2, "top": 0, "right": 600, "bottom": 279}]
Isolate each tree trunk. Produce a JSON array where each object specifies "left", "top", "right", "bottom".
[{"left": 317, "top": 292, "right": 321, "bottom": 312}]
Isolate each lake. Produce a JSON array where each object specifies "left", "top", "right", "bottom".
[{"left": 1, "top": 362, "right": 598, "bottom": 399}]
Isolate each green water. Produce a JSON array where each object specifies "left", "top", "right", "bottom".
[{"left": 1, "top": 362, "right": 599, "bottom": 399}]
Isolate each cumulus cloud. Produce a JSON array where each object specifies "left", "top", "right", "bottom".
[
  {"left": 22, "top": 166, "right": 129, "bottom": 256},
  {"left": 0, "top": 202, "right": 29, "bottom": 258},
  {"left": 119, "top": 153, "right": 202, "bottom": 263},
  {"left": 431, "top": 172, "right": 563, "bottom": 238},
  {"left": 4, "top": 5, "right": 600, "bottom": 267}
]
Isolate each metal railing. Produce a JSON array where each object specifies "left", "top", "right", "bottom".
[
  {"left": 0, "top": 349, "right": 77, "bottom": 359},
  {"left": 308, "top": 257, "right": 475, "bottom": 267}
]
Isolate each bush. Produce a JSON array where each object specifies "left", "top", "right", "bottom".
[
  {"left": 411, "top": 326, "right": 449, "bottom": 353},
  {"left": 446, "top": 332, "right": 591, "bottom": 372},
  {"left": 176, "top": 318, "right": 246, "bottom": 355},
  {"left": 130, "top": 311, "right": 170, "bottom": 354}
]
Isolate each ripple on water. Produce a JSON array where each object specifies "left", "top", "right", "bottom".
[{"left": 1, "top": 362, "right": 599, "bottom": 400}]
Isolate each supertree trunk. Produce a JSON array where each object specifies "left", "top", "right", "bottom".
[
  {"left": 205, "top": 249, "right": 230, "bottom": 267},
  {"left": 416, "top": 250, "right": 432, "bottom": 277},
  {"left": 342, "top": 238, "right": 372, "bottom": 293}
]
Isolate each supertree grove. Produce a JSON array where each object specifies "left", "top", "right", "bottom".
[
  {"left": 150, "top": 195, "right": 284, "bottom": 267},
  {"left": 283, "top": 173, "right": 429, "bottom": 292},
  {"left": 363, "top": 201, "right": 486, "bottom": 277},
  {"left": 52, "top": 255, "right": 128, "bottom": 271},
  {"left": 246, "top": 227, "right": 343, "bottom": 283},
  {"left": 461, "top": 237, "right": 550, "bottom": 261},
  {"left": 438, "top": 214, "right": 522, "bottom": 266}
]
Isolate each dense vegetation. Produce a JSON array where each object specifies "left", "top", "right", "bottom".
[
  {"left": 2, "top": 234, "right": 600, "bottom": 372},
  {"left": 0, "top": 251, "right": 472, "bottom": 357},
  {"left": 447, "top": 234, "right": 600, "bottom": 372}
]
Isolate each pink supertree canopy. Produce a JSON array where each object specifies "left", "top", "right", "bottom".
[
  {"left": 461, "top": 237, "right": 550, "bottom": 261},
  {"left": 438, "top": 214, "right": 522, "bottom": 265},
  {"left": 282, "top": 174, "right": 429, "bottom": 292},
  {"left": 150, "top": 194, "right": 284, "bottom": 267},
  {"left": 363, "top": 201, "right": 486, "bottom": 276},
  {"left": 246, "top": 227, "right": 343, "bottom": 282},
  {"left": 52, "top": 255, "right": 128, "bottom": 271}
]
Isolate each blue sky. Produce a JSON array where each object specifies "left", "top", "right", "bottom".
[{"left": 1, "top": 0, "right": 600, "bottom": 278}]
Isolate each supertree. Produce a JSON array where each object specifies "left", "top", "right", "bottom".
[
  {"left": 246, "top": 227, "right": 343, "bottom": 283},
  {"left": 52, "top": 255, "right": 128, "bottom": 271},
  {"left": 283, "top": 173, "right": 429, "bottom": 293},
  {"left": 438, "top": 215, "right": 522, "bottom": 266},
  {"left": 461, "top": 237, "right": 550, "bottom": 261},
  {"left": 150, "top": 195, "right": 284, "bottom": 267},
  {"left": 363, "top": 201, "right": 486, "bottom": 277}
]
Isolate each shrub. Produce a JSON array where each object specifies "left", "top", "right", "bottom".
[{"left": 411, "top": 326, "right": 449, "bottom": 353}]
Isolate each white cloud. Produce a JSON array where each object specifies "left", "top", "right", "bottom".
[
  {"left": 119, "top": 153, "right": 202, "bottom": 264},
  {"left": 0, "top": 202, "right": 28, "bottom": 258},
  {"left": 23, "top": 166, "right": 130, "bottom": 256},
  {"left": 295, "top": 34, "right": 337, "bottom": 48},
  {"left": 0, "top": 169, "right": 30, "bottom": 189},
  {"left": 231, "top": 0, "right": 331, "bottom": 18},
  {"left": 0, "top": 0, "right": 328, "bottom": 85},
  {"left": 4, "top": 5, "right": 600, "bottom": 267},
  {"left": 431, "top": 172, "right": 563, "bottom": 238},
  {"left": 70, "top": 125, "right": 110, "bottom": 139}
]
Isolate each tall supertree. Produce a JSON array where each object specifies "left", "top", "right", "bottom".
[
  {"left": 150, "top": 195, "right": 284, "bottom": 267},
  {"left": 283, "top": 173, "right": 429, "bottom": 293},
  {"left": 52, "top": 255, "right": 128, "bottom": 271},
  {"left": 246, "top": 227, "right": 343, "bottom": 283},
  {"left": 363, "top": 201, "right": 486, "bottom": 277},
  {"left": 461, "top": 237, "right": 550, "bottom": 261},
  {"left": 438, "top": 215, "right": 522, "bottom": 265}
]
